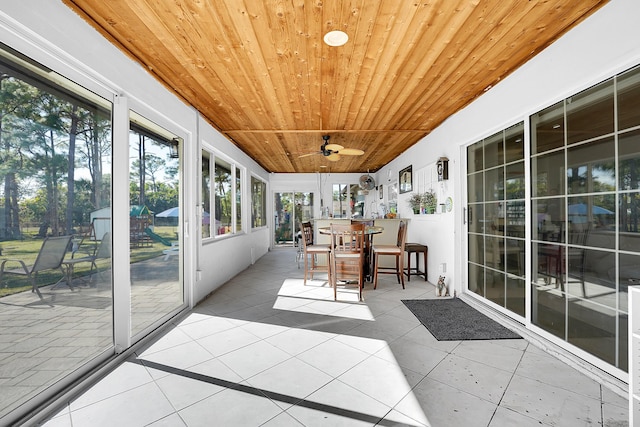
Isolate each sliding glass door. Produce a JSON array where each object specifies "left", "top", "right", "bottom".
[
  {"left": 129, "top": 120, "right": 183, "bottom": 338},
  {"left": 273, "top": 192, "right": 313, "bottom": 245}
]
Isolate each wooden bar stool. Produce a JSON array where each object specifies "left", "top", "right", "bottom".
[{"left": 404, "top": 243, "right": 428, "bottom": 281}]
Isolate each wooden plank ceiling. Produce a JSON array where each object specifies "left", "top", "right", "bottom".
[{"left": 63, "top": 0, "right": 607, "bottom": 173}]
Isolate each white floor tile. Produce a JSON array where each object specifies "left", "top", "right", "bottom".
[
  {"left": 246, "top": 358, "right": 333, "bottom": 409},
  {"left": 297, "top": 338, "right": 370, "bottom": 378},
  {"left": 217, "top": 340, "right": 292, "bottom": 379},
  {"left": 155, "top": 372, "right": 225, "bottom": 411},
  {"left": 70, "top": 382, "right": 175, "bottom": 427},
  {"left": 264, "top": 328, "right": 335, "bottom": 356},
  {"left": 500, "top": 373, "right": 603, "bottom": 425},
  {"left": 337, "top": 354, "right": 416, "bottom": 407},
  {"left": 427, "top": 353, "right": 513, "bottom": 404},
  {"left": 178, "top": 386, "right": 283, "bottom": 426},
  {"left": 69, "top": 361, "right": 154, "bottom": 410}
]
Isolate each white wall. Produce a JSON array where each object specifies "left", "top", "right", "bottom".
[
  {"left": 374, "top": 0, "right": 640, "bottom": 297},
  {"left": 0, "top": 1, "right": 271, "bottom": 306}
]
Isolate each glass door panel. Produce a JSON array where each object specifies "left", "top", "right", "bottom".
[
  {"left": 0, "top": 53, "right": 114, "bottom": 420},
  {"left": 129, "top": 125, "right": 183, "bottom": 337},
  {"left": 466, "top": 123, "right": 525, "bottom": 317}
]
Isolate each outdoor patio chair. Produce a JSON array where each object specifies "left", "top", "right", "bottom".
[
  {"left": 0, "top": 235, "right": 72, "bottom": 299},
  {"left": 61, "top": 232, "right": 111, "bottom": 288}
]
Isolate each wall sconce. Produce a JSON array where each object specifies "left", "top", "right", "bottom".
[
  {"left": 437, "top": 157, "right": 449, "bottom": 181},
  {"left": 170, "top": 138, "right": 180, "bottom": 159}
]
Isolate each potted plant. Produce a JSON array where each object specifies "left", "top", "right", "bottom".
[
  {"left": 408, "top": 193, "right": 423, "bottom": 214},
  {"left": 423, "top": 191, "right": 437, "bottom": 214}
]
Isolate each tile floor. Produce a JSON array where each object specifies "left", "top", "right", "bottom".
[{"left": 42, "top": 247, "right": 629, "bottom": 426}]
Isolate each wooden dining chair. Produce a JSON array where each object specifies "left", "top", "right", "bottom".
[
  {"left": 300, "top": 221, "right": 330, "bottom": 285},
  {"left": 330, "top": 222, "right": 365, "bottom": 301},
  {"left": 372, "top": 220, "right": 407, "bottom": 289}
]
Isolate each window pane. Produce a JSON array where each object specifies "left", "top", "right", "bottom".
[
  {"left": 619, "top": 129, "right": 640, "bottom": 191},
  {"left": 505, "top": 162, "right": 524, "bottom": 200},
  {"left": 618, "top": 64, "right": 640, "bottom": 131},
  {"left": 574, "top": 248, "right": 615, "bottom": 304},
  {"left": 505, "top": 201, "right": 525, "bottom": 238},
  {"left": 568, "top": 300, "right": 616, "bottom": 366},
  {"left": 332, "top": 184, "right": 348, "bottom": 218},
  {"left": 486, "top": 202, "right": 505, "bottom": 236},
  {"left": 484, "top": 167, "right": 504, "bottom": 201},
  {"left": 505, "top": 122, "right": 525, "bottom": 164},
  {"left": 567, "top": 300, "right": 617, "bottom": 365},
  {"left": 567, "top": 138, "right": 615, "bottom": 194},
  {"left": 505, "top": 239, "right": 525, "bottom": 277},
  {"left": 467, "top": 203, "right": 484, "bottom": 234},
  {"left": 468, "top": 233, "right": 484, "bottom": 265},
  {"left": 620, "top": 192, "right": 640, "bottom": 252},
  {"left": 532, "top": 284, "right": 566, "bottom": 339},
  {"left": 567, "top": 194, "right": 615, "bottom": 245},
  {"left": 468, "top": 263, "right": 485, "bottom": 297},
  {"left": 251, "top": 176, "right": 266, "bottom": 228},
  {"left": 506, "top": 277, "right": 525, "bottom": 316},
  {"left": 532, "top": 150, "right": 565, "bottom": 197},
  {"left": 486, "top": 269, "right": 505, "bottom": 306},
  {"left": 235, "top": 166, "right": 242, "bottom": 233},
  {"left": 484, "top": 131, "right": 504, "bottom": 169},
  {"left": 533, "top": 197, "right": 565, "bottom": 242},
  {"left": 567, "top": 79, "right": 614, "bottom": 144},
  {"left": 468, "top": 172, "right": 483, "bottom": 203},
  {"left": 485, "top": 235, "right": 503, "bottom": 269},
  {"left": 215, "top": 158, "right": 232, "bottom": 236},
  {"left": 467, "top": 140, "right": 483, "bottom": 173},
  {"left": 532, "top": 101, "right": 564, "bottom": 154},
  {"left": 202, "top": 154, "right": 211, "bottom": 238},
  {"left": 295, "top": 192, "right": 314, "bottom": 222}
]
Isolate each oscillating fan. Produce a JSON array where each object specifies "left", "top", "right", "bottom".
[{"left": 359, "top": 173, "right": 376, "bottom": 191}]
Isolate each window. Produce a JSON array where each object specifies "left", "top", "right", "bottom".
[
  {"left": 201, "top": 148, "right": 243, "bottom": 238},
  {"left": 251, "top": 176, "right": 266, "bottom": 228},
  {"left": 331, "top": 183, "right": 365, "bottom": 218},
  {"left": 202, "top": 153, "right": 211, "bottom": 238}
]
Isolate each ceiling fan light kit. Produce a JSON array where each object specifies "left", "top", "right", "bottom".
[{"left": 299, "top": 135, "right": 364, "bottom": 162}]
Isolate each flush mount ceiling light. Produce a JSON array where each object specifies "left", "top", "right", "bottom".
[{"left": 323, "top": 30, "right": 348, "bottom": 47}]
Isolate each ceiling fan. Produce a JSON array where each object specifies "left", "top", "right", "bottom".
[{"left": 299, "top": 135, "right": 364, "bottom": 162}]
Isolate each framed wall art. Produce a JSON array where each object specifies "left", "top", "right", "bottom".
[{"left": 399, "top": 165, "right": 412, "bottom": 194}]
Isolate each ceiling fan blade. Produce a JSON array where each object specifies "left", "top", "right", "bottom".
[
  {"left": 326, "top": 153, "right": 341, "bottom": 162},
  {"left": 298, "top": 152, "right": 319, "bottom": 158},
  {"left": 325, "top": 143, "right": 344, "bottom": 151},
  {"left": 338, "top": 148, "right": 364, "bottom": 156}
]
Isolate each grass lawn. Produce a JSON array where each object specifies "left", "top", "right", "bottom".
[{"left": 0, "top": 226, "right": 176, "bottom": 297}]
